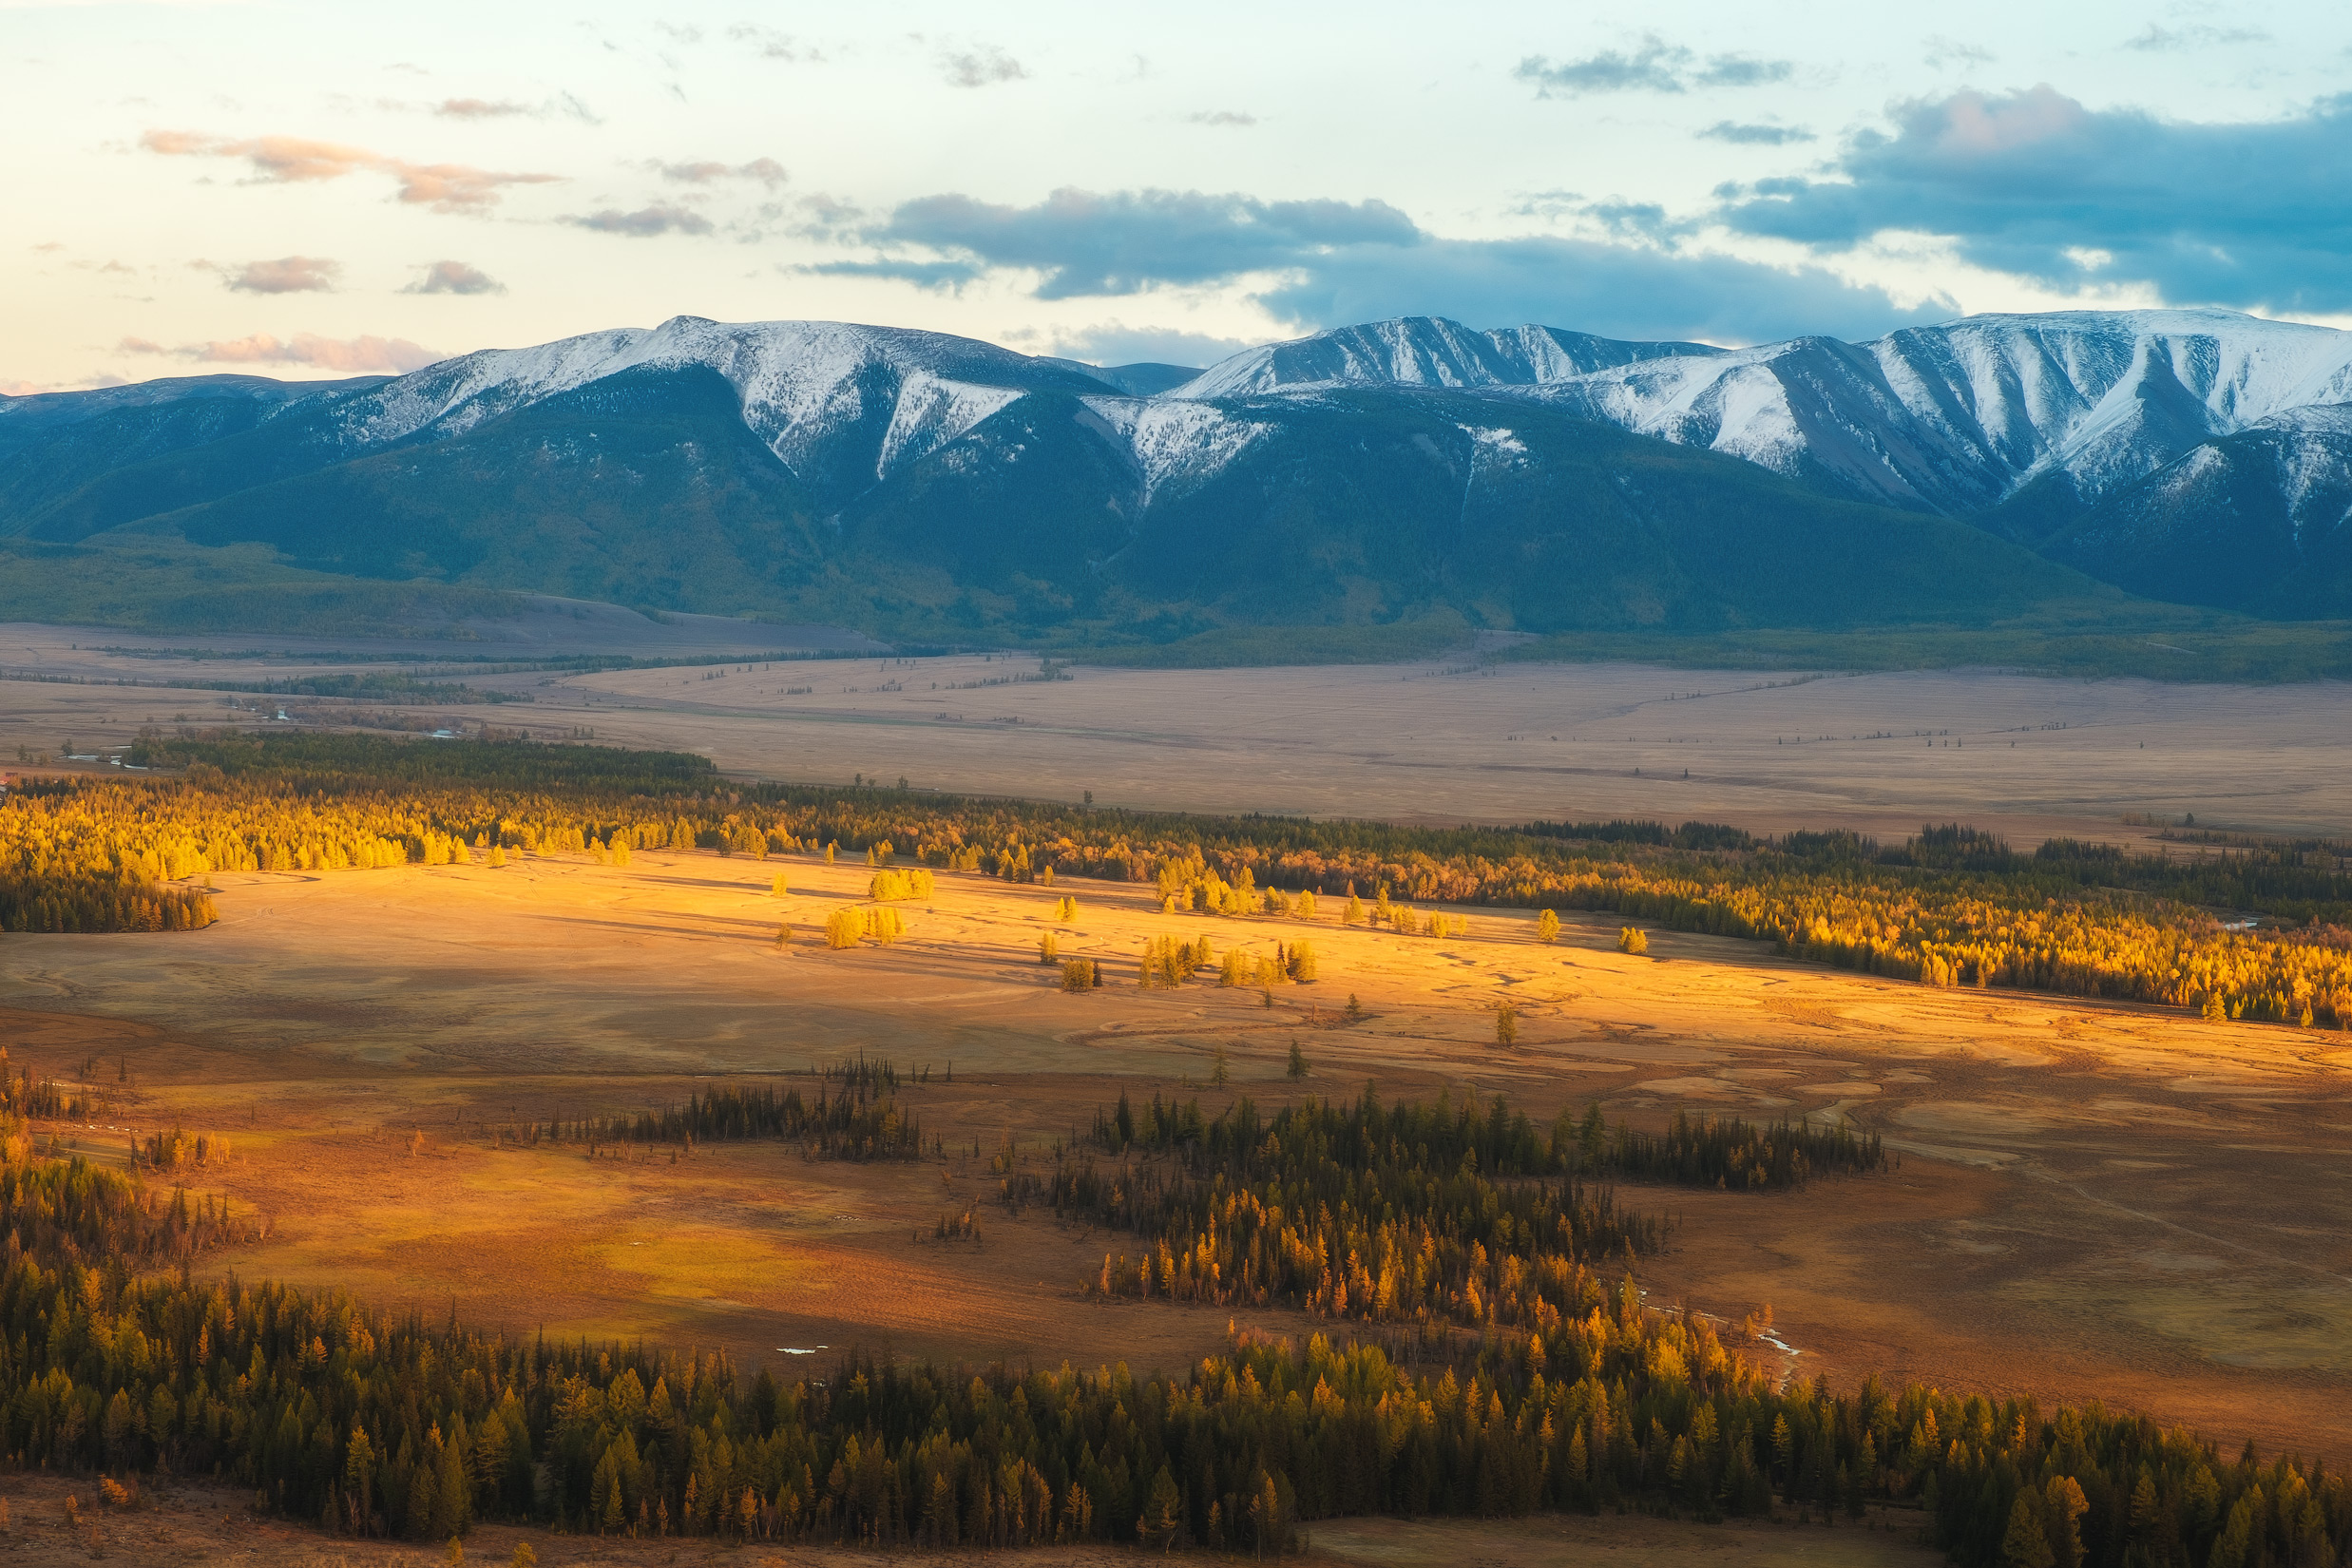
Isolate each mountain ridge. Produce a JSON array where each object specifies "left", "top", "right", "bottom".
[{"left": 4, "top": 307, "right": 2346, "bottom": 627}]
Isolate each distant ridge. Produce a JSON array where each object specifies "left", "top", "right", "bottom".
[{"left": 3, "top": 307, "right": 2346, "bottom": 630}]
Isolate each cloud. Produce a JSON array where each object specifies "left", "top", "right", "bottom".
[
  {"left": 1922, "top": 36, "right": 1995, "bottom": 68},
  {"left": 1716, "top": 85, "right": 2352, "bottom": 314},
  {"left": 1252, "top": 235, "right": 1944, "bottom": 346},
  {"left": 823, "top": 183, "right": 1943, "bottom": 345},
  {"left": 1698, "top": 121, "right": 1815, "bottom": 145},
  {"left": 729, "top": 25, "right": 819, "bottom": 62},
  {"left": 1517, "top": 35, "right": 1792, "bottom": 97},
  {"left": 1032, "top": 321, "right": 1251, "bottom": 367},
  {"left": 1188, "top": 110, "right": 1257, "bottom": 127},
  {"left": 140, "top": 128, "right": 561, "bottom": 213},
  {"left": 941, "top": 45, "right": 1025, "bottom": 87},
  {"left": 2125, "top": 23, "right": 2268, "bottom": 51},
  {"left": 404, "top": 259, "right": 504, "bottom": 295},
  {"left": 808, "top": 258, "right": 987, "bottom": 288},
  {"left": 225, "top": 255, "right": 340, "bottom": 294},
  {"left": 435, "top": 97, "right": 530, "bottom": 118},
  {"left": 842, "top": 186, "right": 1419, "bottom": 298},
  {"left": 565, "top": 201, "right": 716, "bottom": 237},
  {"left": 118, "top": 332, "right": 444, "bottom": 374},
  {"left": 653, "top": 156, "right": 787, "bottom": 186}
]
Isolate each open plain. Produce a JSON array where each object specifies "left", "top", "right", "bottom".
[
  {"left": 4, "top": 836, "right": 2348, "bottom": 1467},
  {"left": 4, "top": 621, "right": 2351, "bottom": 843}
]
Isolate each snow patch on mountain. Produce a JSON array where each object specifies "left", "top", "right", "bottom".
[{"left": 1083, "top": 396, "right": 1272, "bottom": 506}]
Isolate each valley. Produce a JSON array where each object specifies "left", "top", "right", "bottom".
[{"left": 6, "top": 626, "right": 2349, "bottom": 842}]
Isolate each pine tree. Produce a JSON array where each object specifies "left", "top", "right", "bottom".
[
  {"left": 1138, "top": 1466, "right": 1182, "bottom": 1553},
  {"left": 2001, "top": 1492, "right": 2054, "bottom": 1568},
  {"left": 1287, "top": 1041, "right": 1308, "bottom": 1080},
  {"left": 1496, "top": 1004, "right": 1518, "bottom": 1046},
  {"left": 1537, "top": 908, "right": 1560, "bottom": 944},
  {"left": 1212, "top": 1043, "right": 1231, "bottom": 1086}
]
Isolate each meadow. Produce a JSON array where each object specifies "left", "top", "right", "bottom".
[{"left": 0, "top": 728, "right": 2346, "bottom": 1563}]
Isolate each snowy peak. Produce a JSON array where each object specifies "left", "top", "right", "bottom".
[
  {"left": 1174, "top": 308, "right": 2352, "bottom": 520},
  {"left": 1173, "top": 316, "right": 1723, "bottom": 400},
  {"left": 283, "top": 317, "right": 1119, "bottom": 490}
]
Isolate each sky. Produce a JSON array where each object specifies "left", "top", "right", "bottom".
[{"left": 5, "top": 0, "right": 2350, "bottom": 392}]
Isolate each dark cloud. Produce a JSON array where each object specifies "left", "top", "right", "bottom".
[
  {"left": 1717, "top": 86, "right": 2352, "bottom": 314},
  {"left": 565, "top": 202, "right": 716, "bottom": 238},
  {"left": 851, "top": 187, "right": 1414, "bottom": 298},
  {"left": 1695, "top": 56, "right": 1793, "bottom": 87},
  {"left": 1517, "top": 35, "right": 1792, "bottom": 97},
  {"left": 225, "top": 256, "right": 340, "bottom": 294},
  {"left": 805, "top": 258, "right": 986, "bottom": 288},
  {"left": 941, "top": 45, "right": 1025, "bottom": 87},
  {"left": 828, "top": 184, "right": 1942, "bottom": 345},
  {"left": 404, "top": 259, "right": 504, "bottom": 295},
  {"left": 1698, "top": 121, "right": 1815, "bottom": 144}
]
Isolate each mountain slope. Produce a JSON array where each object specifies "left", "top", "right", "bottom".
[
  {"left": 5, "top": 308, "right": 2345, "bottom": 635},
  {"left": 162, "top": 364, "right": 829, "bottom": 614},
  {"left": 2048, "top": 404, "right": 2352, "bottom": 616}
]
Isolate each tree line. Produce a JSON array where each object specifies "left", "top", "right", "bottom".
[{"left": 10, "top": 731, "right": 2349, "bottom": 1027}]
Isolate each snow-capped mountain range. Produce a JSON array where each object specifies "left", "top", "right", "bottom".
[
  {"left": 4, "top": 307, "right": 2348, "bottom": 622},
  {"left": 1173, "top": 310, "right": 2352, "bottom": 521}
]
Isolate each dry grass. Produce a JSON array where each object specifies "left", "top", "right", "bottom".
[
  {"left": 4, "top": 632, "right": 2351, "bottom": 841},
  {"left": 1, "top": 842, "right": 2347, "bottom": 1464},
  {"left": 1305, "top": 1512, "right": 1939, "bottom": 1568}
]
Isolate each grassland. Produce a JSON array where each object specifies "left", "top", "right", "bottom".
[
  {"left": 6, "top": 838, "right": 2347, "bottom": 1463},
  {"left": 8, "top": 635, "right": 2352, "bottom": 843}
]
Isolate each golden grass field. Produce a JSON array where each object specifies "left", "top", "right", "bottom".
[{"left": 3, "top": 839, "right": 2348, "bottom": 1469}]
